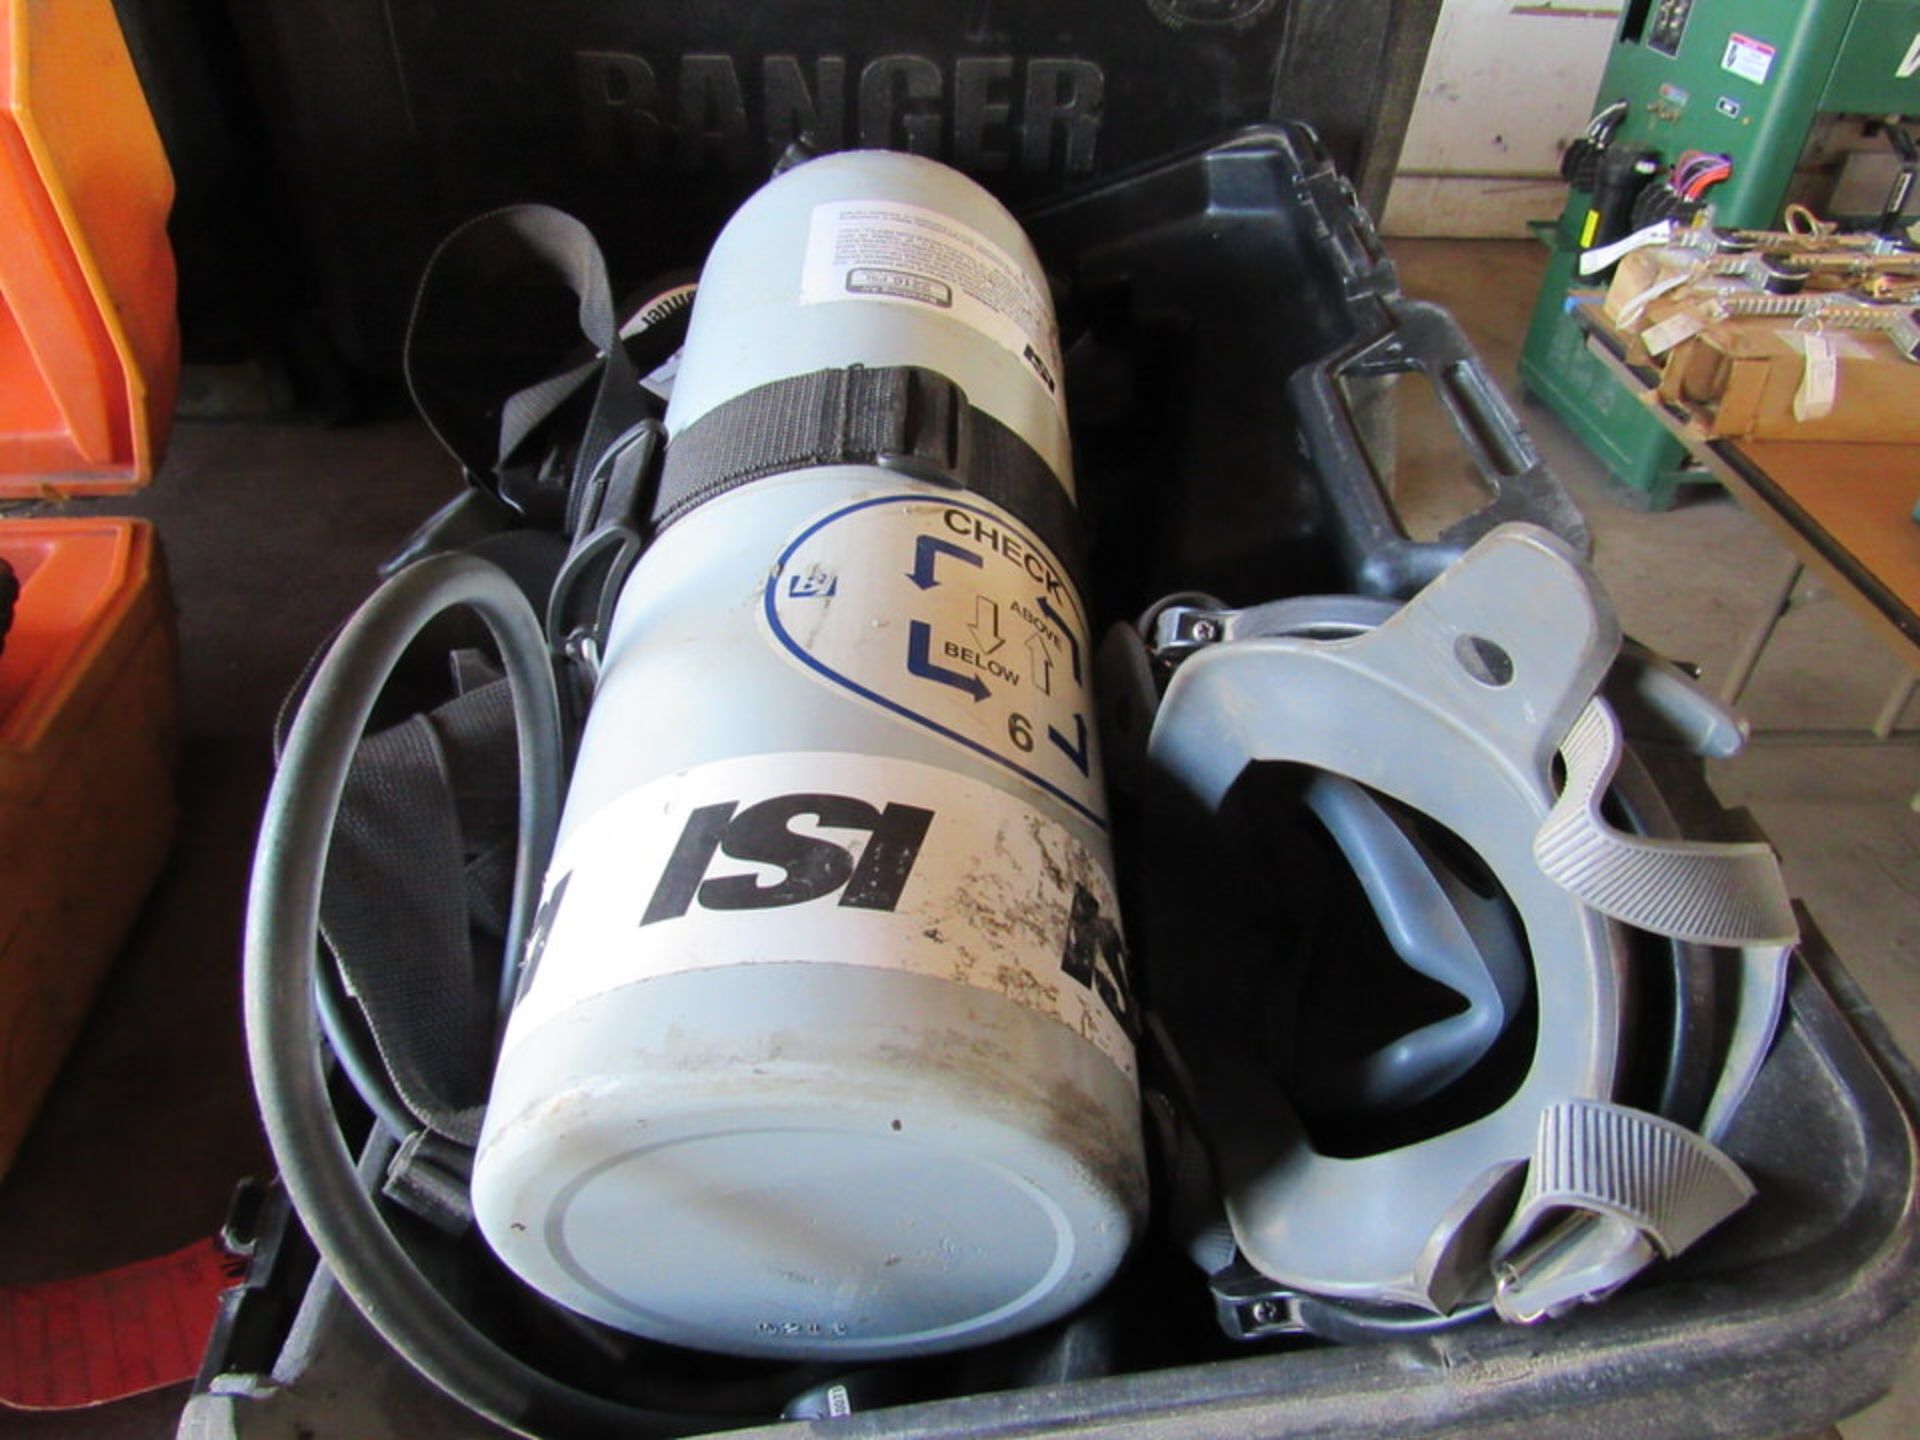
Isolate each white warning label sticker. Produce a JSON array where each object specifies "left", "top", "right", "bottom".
[
  {"left": 1722, "top": 33, "right": 1776, "bottom": 86},
  {"left": 799, "top": 200, "right": 1064, "bottom": 412},
  {"left": 618, "top": 280, "right": 697, "bottom": 400},
  {"left": 765, "top": 493, "right": 1103, "bottom": 826},
  {"left": 505, "top": 752, "right": 1136, "bottom": 1079}
]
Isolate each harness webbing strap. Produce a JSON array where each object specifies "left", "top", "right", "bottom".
[
  {"left": 654, "top": 364, "right": 1084, "bottom": 589},
  {"left": 319, "top": 680, "right": 518, "bottom": 1146}
]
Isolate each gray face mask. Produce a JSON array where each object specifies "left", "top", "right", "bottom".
[{"left": 1141, "top": 525, "right": 1790, "bottom": 1327}]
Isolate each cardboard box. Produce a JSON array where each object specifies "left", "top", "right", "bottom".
[
  {"left": 1601, "top": 245, "right": 1920, "bottom": 441},
  {"left": 1602, "top": 249, "right": 1679, "bottom": 328},
  {"left": 1658, "top": 319, "right": 1920, "bottom": 443},
  {"left": 1600, "top": 251, "right": 1739, "bottom": 371}
]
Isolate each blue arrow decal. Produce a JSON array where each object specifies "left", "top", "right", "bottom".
[
  {"left": 1037, "top": 595, "right": 1082, "bottom": 682},
  {"left": 908, "top": 621, "right": 990, "bottom": 702},
  {"left": 1049, "top": 713, "right": 1090, "bottom": 775},
  {"left": 907, "top": 535, "right": 984, "bottom": 590}
]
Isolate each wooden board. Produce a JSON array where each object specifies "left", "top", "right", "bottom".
[
  {"left": 1719, "top": 440, "right": 1920, "bottom": 663},
  {"left": 1580, "top": 319, "right": 1920, "bottom": 668}
]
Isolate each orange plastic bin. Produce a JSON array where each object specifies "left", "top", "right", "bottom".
[
  {"left": 1, "top": 0, "right": 178, "bottom": 493},
  {"left": 0, "top": 0, "right": 181, "bottom": 1179},
  {"left": 0, "top": 519, "right": 176, "bottom": 1179}
]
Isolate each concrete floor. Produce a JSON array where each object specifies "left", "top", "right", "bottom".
[{"left": 0, "top": 237, "right": 1915, "bottom": 1438}]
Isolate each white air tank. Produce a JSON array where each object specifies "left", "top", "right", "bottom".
[{"left": 471, "top": 151, "right": 1145, "bottom": 1361}]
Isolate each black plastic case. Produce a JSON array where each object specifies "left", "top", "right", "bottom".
[
  {"left": 186, "top": 127, "right": 1920, "bottom": 1440},
  {"left": 211, "top": 0, "right": 1438, "bottom": 373}
]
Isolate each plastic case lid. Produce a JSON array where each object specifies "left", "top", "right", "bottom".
[
  {"left": 0, "top": 519, "right": 157, "bottom": 760},
  {"left": 0, "top": 0, "right": 177, "bottom": 496}
]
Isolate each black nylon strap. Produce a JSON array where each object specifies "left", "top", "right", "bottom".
[
  {"left": 404, "top": 205, "right": 655, "bottom": 526},
  {"left": 318, "top": 680, "right": 519, "bottom": 1147},
  {"left": 655, "top": 365, "right": 1085, "bottom": 590},
  {"left": 383, "top": 1129, "right": 478, "bottom": 1235}
]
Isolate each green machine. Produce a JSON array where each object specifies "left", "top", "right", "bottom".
[{"left": 1519, "top": 0, "right": 1920, "bottom": 507}]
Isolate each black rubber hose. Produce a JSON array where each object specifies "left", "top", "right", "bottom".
[
  {"left": 312, "top": 941, "right": 415, "bottom": 1139},
  {"left": 245, "top": 553, "right": 728, "bottom": 1439}
]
